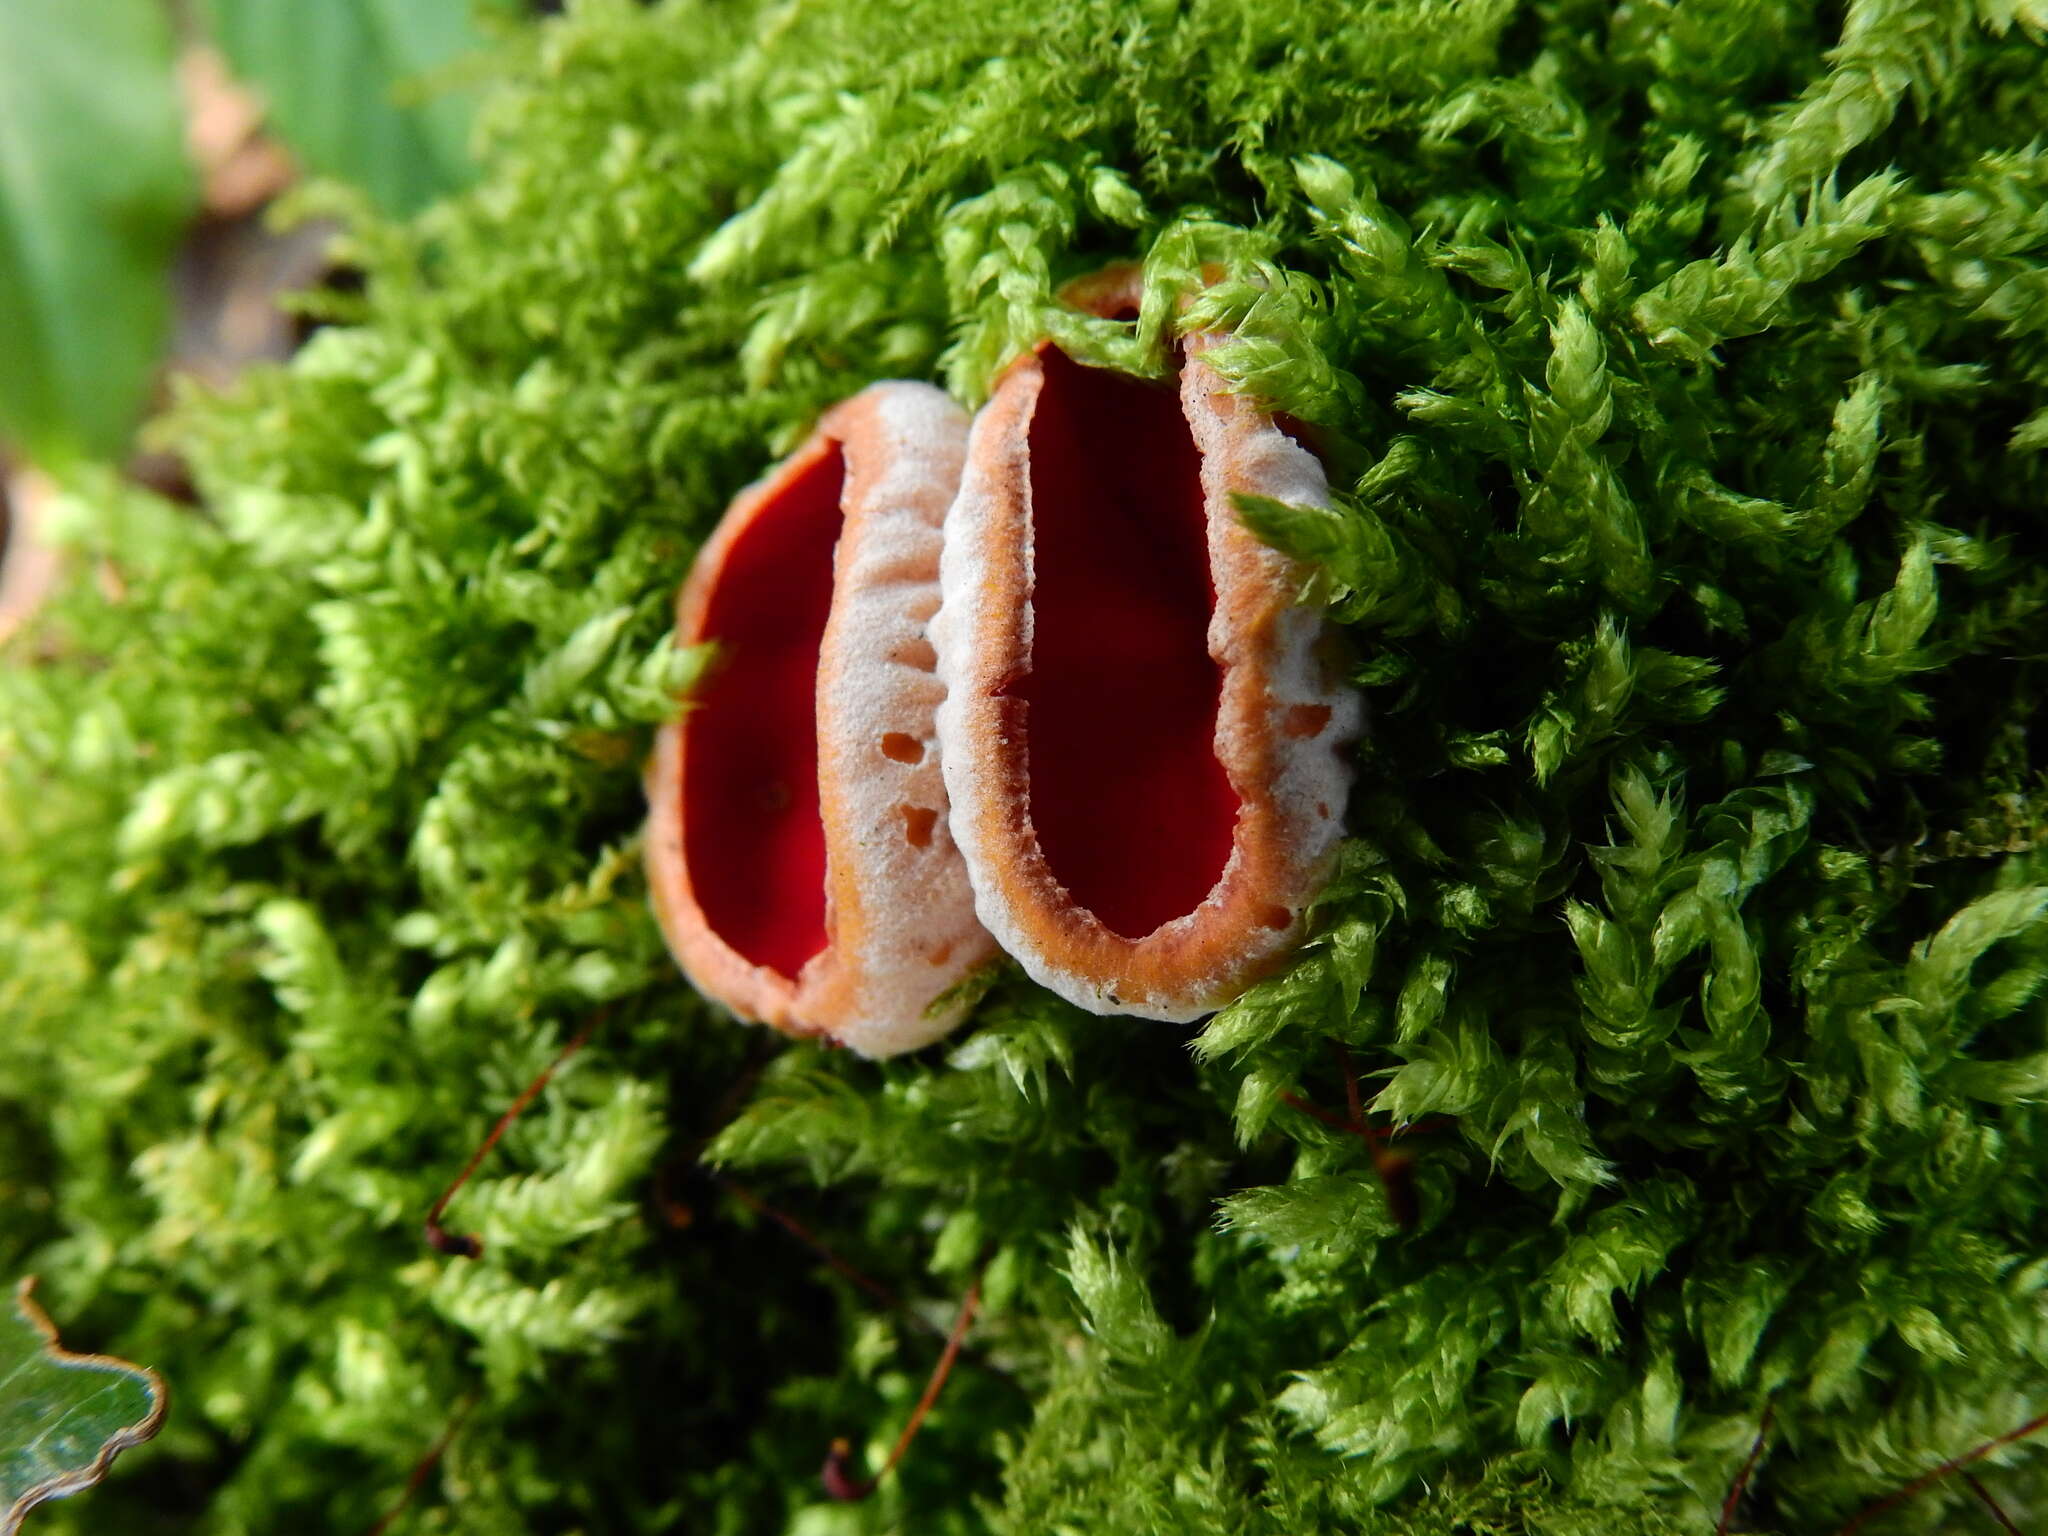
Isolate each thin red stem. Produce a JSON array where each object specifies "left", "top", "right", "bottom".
[
  {"left": 1278, "top": 1090, "right": 1359, "bottom": 1137},
  {"left": 1334, "top": 1041, "right": 1368, "bottom": 1141},
  {"left": 1963, "top": 1471, "right": 2022, "bottom": 1536},
  {"left": 424, "top": 1010, "right": 607, "bottom": 1258},
  {"left": 650, "top": 1159, "right": 697, "bottom": 1232},
  {"left": 1283, "top": 1046, "right": 1462, "bottom": 1232},
  {"left": 698, "top": 1036, "right": 780, "bottom": 1149},
  {"left": 1275, "top": 1091, "right": 1427, "bottom": 1176},
  {"left": 823, "top": 1267, "right": 984, "bottom": 1502},
  {"left": 1285, "top": 1045, "right": 1452, "bottom": 1149},
  {"left": 1835, "top": 1407, "right": 2048, "bottom": 1534},
  {"left": 363, "top": 1392, "right": 479, "bottom": 1536},
  {"left": 1717, "top": 1400, "right": 1775, "bottom": 1535},
  {"left": 717, "top": 1175, "right": 910, "bottom": 1321},
  {"left": 648, "top": 1035, "right": 785, "bottom": 1233}
]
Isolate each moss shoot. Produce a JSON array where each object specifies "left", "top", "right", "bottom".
[{"left": 3, "top": 1, "right": 2046, "bottom": 1531}]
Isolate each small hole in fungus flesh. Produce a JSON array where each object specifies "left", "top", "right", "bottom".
[
  {"left": 899, "top": 805, "right": 939, "bottom": 847},
  {"left": 1284, "top": 703, "right": 1332, "bottom": 738},
  {"left": 1018, "top": 346, "right": 1239, "bottom": 940},
  {"left": 879, "top": 732, "right": 924, "bottom": 764},
  {"left": 682, "top": 441, "right": 845, "bottom": 979},
  {"left": 1261, "top": 904, "right": 1292, "bottom": 930},
  {"left": 894, "top": 636, "right": 938, "bottom": 671}
]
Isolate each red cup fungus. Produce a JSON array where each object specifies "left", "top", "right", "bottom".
[
  {"left": 931, "top": 265, "right": 1359, "bottom": 1020},
  {"left": 645, "top": 382, "right": 998, "bottom": 1057}
]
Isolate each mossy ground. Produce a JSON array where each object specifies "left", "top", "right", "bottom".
[{"left": 3, "top": 1, "right": 2048, "bottom": 1531}]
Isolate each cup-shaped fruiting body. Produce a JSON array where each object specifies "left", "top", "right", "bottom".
[
  {"left": 932, "top": 269, "right": 1359, "bottom": 1021},
  {"left": 646, "top": 382, "right": 998, "bottom": 1057}
]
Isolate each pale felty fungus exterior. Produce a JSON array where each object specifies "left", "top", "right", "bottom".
[
  {"left": 932, "top": 265, "right": 1359, "bottom": 1020},
  {"left": 645, "top": 382, "right": 997, "bottom": 1057}
]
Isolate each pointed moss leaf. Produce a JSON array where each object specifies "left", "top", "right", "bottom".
[
  {"left": 1730, "top": 4, "right": 1979, "bottom": 214},
  {"left": 1894, "top": 1305, "right": 1965, "bottom": 1362},
  {"left": 1062, "top": 1229, "right": 1171, "bottom": 1368},
  {"left": 0, "top": 0, "right": 194, "bottom": 462},
  {"left": 947, "top": 992, "right": 1078, "bottom": 1101},
  {"left": 1979, "top": 0, "right": 2048, "bottom": 34},
  {"left": 1949, "top": 1050, "right": 2048, "bottom": 1104},
  {"left": 1194, "top": 956, "right": 1332, "bottom": 1063},
  {"left": 1847, "top": 1010, "right": 1924, "bottom": 1127},
  {"left": 1486, "top": 1040, "right": 1616, "bottom": 1188},
  {"left": 199, "top": 0, "right": 490, "bottom": 216},
  {"left": 1633, "top": 172, "right": 1903, "bottom": 362},
  {"left": 1324, "top": 917, "right": 1381, "bottom": 1011},
  {"left": 1217, "top": 1172, "right": 1401, "bottom": 1264},
  {"left": 1515, "top": 1353, "right": 1615, "bottom": 1445},
  {"left": 426, "top": 1260, "right": 652, "bottom": 1376},
  {"left": 1808, "top": 1170, "right": 1885, "bottom": 1239},
  {"left": 1376, "top": 1018, "right": 1498, "bottom": 1124},
  {"left": 1231, "top": 1063, "right": 1293, "bottom": 1147},
  {"left": 616, "top": 636, "right": 714, "bottom": 726},
  {"left": 451, "top": 1082, "right": 665, "bottom": 1252},
  {"left": 1805, "top": 372, "right": 1883, "bottom": 541},
  {"left": 1834, "top": 535, "right": 1938, "bottom": 688},
  {"left": 1233, "top": 492, "right": 1436, "bottom": 634},
  {"left": 1688, "top": 1260, "right": 1794, "bottom": 1391},
  {"left": 1393, "top": 952, "right": 1452, "bottom": 1044},
  {"left": 930, "top": 1208, "right": 983, "bottom": 1277},
  {"left": 1808, "top": 1305, "right": 1884, "bottom": 1407},
  {"left": 1541, "top": 1181, "right": 1697, "bottom": 1351},
  {"left": 1904, "top": 885, "right": 2048, "bottom": 1022},
  {"left": 1444, "top": 730, "right": 1511, "bottom": 769},
  {"left": 1, "top": 1280, "right": 165, "bottom": 1534},
  {"left": 1085, "top": 165, "right": 1150, "bottom": 228},
  {"left": 929, "top": 957, "right": 1015, "bottom": 1027},
  {"left": 521, "top": 606, "right": 636, "bottom": 716},
  {"left": 1545, "top": 300, "right": 1612, "bottom": 438}
]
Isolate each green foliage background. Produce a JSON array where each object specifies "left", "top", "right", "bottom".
[
  {"left": 0, "top": 0, "right": 493, "bottom": 464},
  {"left": 4, "top": 0, "right": 2048, "bottom": 1530},
  {"left": 0, "top": 0, "right": 191, "bottom": 464}
]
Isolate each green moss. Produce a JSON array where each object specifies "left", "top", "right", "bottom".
[{"left": 3, "top": 0, "right": 2047, "bottom": 1530}]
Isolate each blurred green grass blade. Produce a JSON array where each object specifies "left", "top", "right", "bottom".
[
  {"left": 201, "top": 0, "right": 492, "bottom": 216},
  {"left": 0, "top": 1279, "right": 166, "bottom": 1535},
  {"left": 0, "top": 0, "right": 194, "bottom": 464}
]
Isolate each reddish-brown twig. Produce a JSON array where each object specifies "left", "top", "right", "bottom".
[
  {"left": 1278, "top": 1089, "right": 1424, "bottom": 1228},
  {"left": 696, "top": 1036, "right": 781, "bottom": 1152},
  {"left": 699, "top": 1174, "right": 1008, "bottom": 1374},
  {"left": 1717, "top": 1399, "right": 1776, "bottom": 1535},
  {"left": 363, "top": 1391, "right": 479, "bottom": 1536},
  {"left": 1834, "top": 1407, "right": 2048, "bottom": 1534},
  {"left": 647, "top": 1033, "right": 971, "bottom": 1355},
  {"left": 1275, "top": 1090, "right": 1357, "bottom": 1137},
  {"left": 1963, "top": 1471, "right": 2022, "bottom": 1536},
  {"left": 650, "top": 1158, "right": 697, "bottom": 1233},
  {"left": 1335, "top": 1042, "right": 1367, "bottom": 1131},
  {"left": 1277, "top": 1042, "right": 1453, "bottom": 1230},
  {"left": 648, "top": 1036, "right": 783, "bottom": 1233},
  {"left": 822, "top": 1265, "right": 984, "bottom": 1502},
  {"left": 1276, "top": 1091, "right": 1455, "bottom": 1145},
  {"left": 424, "top": 1010, "right": 607, "bottom": 1258},
  {"left": 716, "top": 1175, "right": 909, "bottom": 1321}
]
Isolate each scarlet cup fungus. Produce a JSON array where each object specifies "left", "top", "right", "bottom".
[
  {"left": 932, "top": 266, "right": 1359, "bottom": 1019},
  {"left": 645, "top": 382, "right": 997, "bottom": 1057}
]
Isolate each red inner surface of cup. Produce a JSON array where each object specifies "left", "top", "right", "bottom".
[
  {"left": 682, "top": 442, "right": 844, "bottom": 978},
  {"left": 1014, "top": 346, "right": 1239, "bottom": 940}
]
